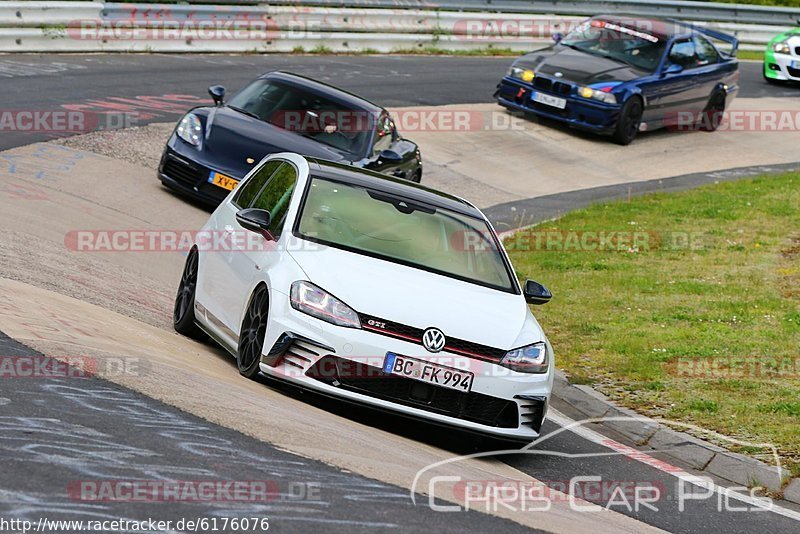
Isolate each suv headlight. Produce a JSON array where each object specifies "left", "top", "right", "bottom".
[
  {"left": 774, "top": 42, "right": 791, "bottom": 54},
  {"left": 176, "top": 113, "right": 203, "bottom": 148},
  {"left": 499, "top": 342, "right": 549, "bottom": 373},
  {"left": 290, "top": 281, "right": 361, "bottom": 328},
  {"left": 578, "top": 86, "right": 618, "bottom": 104}
]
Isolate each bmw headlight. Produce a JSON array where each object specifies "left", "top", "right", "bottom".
[
  {"left": 176, "top": 113, "right": 203, "bottom": 148},
  {"left": 290, "top": 281, "right": 361, "bottom": 328},
  {"left": 499, "top": 342, "right": 549, "bottom": 374},
  {"left": 578, "top": 86, "right": 618, "bottom": 104},
  {"left": 774, "top": 42, "right": 791, "bottom": 54},
  {"left": 508, "top": 66, "right": 535, "bottom": 83}
]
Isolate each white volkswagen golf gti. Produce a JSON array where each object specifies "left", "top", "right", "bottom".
[{"left": 173, "top": 152, "right": 554, "bottom": 440}]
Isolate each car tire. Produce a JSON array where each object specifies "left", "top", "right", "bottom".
[
  {"left": 237, "top": 284, "right": 269, "bottom": 380},
  {"left": 411, "top": 169, "right": 422, "bottom": 183},
  {"left": 173, "top": 248, "right": 206, "bottom": 340},
  {"left": 699, "top": 91, "right": 726, "bottom": 132},
  {"left": 611, "top": 96, "right": 643, "bottom": 146}
]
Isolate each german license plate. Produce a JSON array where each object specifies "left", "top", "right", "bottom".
[
  {"left": 383, "top": 353, "right": 473, "bottom": 393},
  {"left": 533, "top": 91, "right": 567, "bottom": 109},
  {"left": 208, "top": 171, "right": 239, "bottom": 191},
  {"left": 792, "top": 60, "right": 800, "bottom": 69}
]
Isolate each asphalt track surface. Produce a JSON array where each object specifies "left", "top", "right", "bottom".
[
  {"left": 2, "top": 54, "right": 800, "bottom": 533},
  {"left": 0, "top": 54, "right": 795, "bottom": 151}
]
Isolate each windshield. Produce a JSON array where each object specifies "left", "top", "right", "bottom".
[
  {"left": 561, "top": 19, "right": 665, "bottom": 72},
  {"left": 295, "top": 177, "right": 516, "bottom": 292},
  {"left": 227, "top": 80, "right": 372, "bottom": 159}
]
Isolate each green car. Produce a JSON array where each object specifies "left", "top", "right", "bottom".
[{"left": 763, "top": 20, "right": 800, "bottom": 83}]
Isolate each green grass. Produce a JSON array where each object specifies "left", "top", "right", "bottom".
[
  {"left": 737, "top": 50, "right": 766, "bottom": 61},
  {"left": 506, "top": 172, "right": 800, "bottom": 475}
]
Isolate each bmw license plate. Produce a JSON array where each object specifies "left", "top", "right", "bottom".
[
  {"left": 383, "top": 352, "right": 474, "bottom": 393},
  {"left": 533, "top": 91, "right": 567, "bottom": 110},
  {"left": 209, "top": 171, "right": 239, "bottom": 191}
]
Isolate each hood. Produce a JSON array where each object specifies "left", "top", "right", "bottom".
[
  {"left": 197, "top": 106, "right": 349, "bottom": 179},
  {"left": 514, "top": 45, "right": 649, "bottom": 85},
  {"left": 288, "top": 243, "right": 543, "bottom": 350}
]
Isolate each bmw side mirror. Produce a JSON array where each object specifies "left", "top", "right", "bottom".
[
  {"left": 662, "top": 63, "right": 683, "bottom": 77},
  {"left": 523, "top": 280, "right": 552, "bottom": 305},
  {"left": 552, "top": 32, "right": 563, "bottom": 43},
  {"left": 209, "top": 85, "right": 226, "bottom": 106},
  {"left": 236, "top": 208, "right": 273, "bottom": 239}
]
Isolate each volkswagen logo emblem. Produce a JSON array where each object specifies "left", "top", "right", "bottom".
[{"left": 422, "top": 328, "right": 446, "bottom": 353}]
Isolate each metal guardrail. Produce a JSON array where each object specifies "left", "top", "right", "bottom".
[{"left": 0, "top": 0, "right": 795, "bottom": 53}]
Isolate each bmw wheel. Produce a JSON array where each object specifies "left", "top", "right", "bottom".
[
  {"left": 173, "top": 248, "right": 206, "bottom": 340},
  {"left": 612, "top": 97, "right": 643, "bottom": 146},
  {"left": 237, "top": 284, "right": 269, "bottom": 379},
  {"left": 700, "top": 92, "right": 726, "bottom": 132}
]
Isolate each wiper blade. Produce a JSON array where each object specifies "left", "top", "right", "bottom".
[{"left": 228, "top": 106, "right": 261, "bottom": 121}]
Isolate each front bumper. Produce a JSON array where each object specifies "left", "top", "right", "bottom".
[
  {"left": 157, "top": 142, "right": 242, "bottom": 207},
  {"left": 258, "top": 290, "right": 553, "bottom": 441},
  {"left": 764, "top": 52, "right": 800, "bottom": 81},
  {"left": 495, "top": 76, "right": 621, "bottom": 134}
]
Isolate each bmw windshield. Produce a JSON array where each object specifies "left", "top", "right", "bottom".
[
  {"left": 560, "top": 19, "right": 665, "bottom": 72},
  {"left": 227, "top": 80, "right": 373, "bottom": 159},
  {"left": 295, "top": 177, "right": 516, "bottom": 292}
]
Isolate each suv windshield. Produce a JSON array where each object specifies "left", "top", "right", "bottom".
[
  {"left": 295, "top": 177, "right": 516, "bottom": 292},
  {"left": 561, "top": 19, "right": 665, "bottom": 72},
  {"left": 227, "top": 80, "right": 372, "bottom": 159}
]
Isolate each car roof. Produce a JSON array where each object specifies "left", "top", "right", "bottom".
[
  {"left": 305, "top": 158, "right": 484, "bottom": 219},
  {"left": 260, "top": 71, "right": 384, "bottom": 115},
  {"left": 592, "top": 14, "right": 692, "bottom": 40}
]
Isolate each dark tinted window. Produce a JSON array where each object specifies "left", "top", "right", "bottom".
[
  {"left": 693, "top": 35, "right": 719, "bottom": 65},
  {"left": 668, "top": 39, "right": 696, "bottom": 68},
  {"left": 233, "top": 160, "right": 282, "bottom": 208},
  {"left": 251, "top": 163, "right": 298, "bottom": 236}
]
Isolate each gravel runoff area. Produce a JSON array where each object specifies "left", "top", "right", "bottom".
[{"left": 55, "top": 122, "right": 174, "bottom": 171}]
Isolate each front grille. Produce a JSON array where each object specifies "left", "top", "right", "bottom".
[
  {"left": 163, "top": 156, "right": 204, "bottom": 188},
  {"left": 307, "top": 356, "right": 519, "bottom": 428},
  {"left": 533, "top": 76, "right": 571, "bottom": 96},
  {"left": 788, "top": 66, "right": 800, "bottom": 78},
  {"left": 795, "top": 46, "right": 800, "bottom": 56},
  {"left": 358, "top": 313, "right": 506, "bottom": 362}
]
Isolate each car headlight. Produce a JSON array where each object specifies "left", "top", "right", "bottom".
[
  {"left": 774, "top": 42, "right": 791, "bottom": 54},
  {"left": 290, "top": 281, "right": 361, "bottom": 329},
  {"left": 176, "top": 113, "right": 203, "bottom": 148},
  {"left": 499, "top": 342, "right": 549, "bottom": 373},
  {"left": 578, "top": 86, "right": 618, "bottom": 104},
  {"left": 508, "top": 66, "right": 535, "bottom": 83}
]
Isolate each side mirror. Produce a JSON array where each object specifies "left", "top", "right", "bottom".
[
  {"left": 662, "top": 63, "right": 683, "bottom": 76},
  {"left": 378, "top": 149, "right": 403, "bottom": 162},
  {"left": 552, "top": 32, "right": 564, "bottom": 43},
  {"left": 523, "top": 280, "right": 552, "bottom": 305},
  {"left": 236, "top": 208, "right": 273, "bottom": 239},
  {"left": 208, "top": 85, "right": 226, "bottom": 106}
]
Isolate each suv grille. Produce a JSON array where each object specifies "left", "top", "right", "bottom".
[
  {"left": 358, "top": 313, "right": 506, "bottom": 362},
  {"left": 307, "top": 356, "right": 519, "bottom": 428}
]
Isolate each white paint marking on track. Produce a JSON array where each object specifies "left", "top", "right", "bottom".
[{"left": 547, "top": 408, "right": 800, "bottom": 522}]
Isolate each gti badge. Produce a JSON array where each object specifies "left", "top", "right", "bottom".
[{"left": 422, "top": 328, "right": 446, "bottom": 353}]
